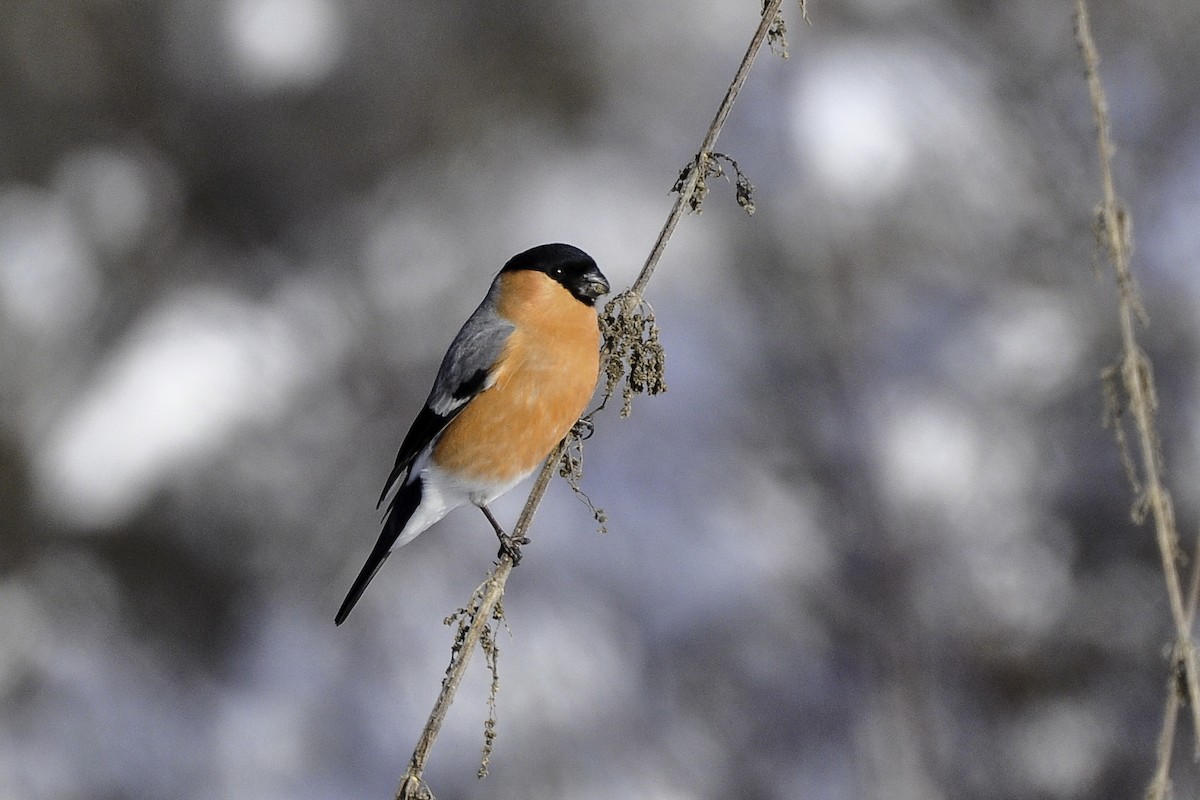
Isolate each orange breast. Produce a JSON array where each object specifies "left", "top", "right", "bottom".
[{"left": 432, "top": 271, "right": 601, "bottom": 485}]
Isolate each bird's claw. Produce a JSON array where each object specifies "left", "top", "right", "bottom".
[{"left": 496, "top": 533, "right": 531, "bottom": 565}]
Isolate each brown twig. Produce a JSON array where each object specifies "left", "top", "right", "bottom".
[
  {"left": 393, "top": 2, "right": 798, "bottom": 797},
  {"left": 395, "top": 442, "right": 559, "bottom": 800},
  {"left": 628, "top": 0, "right": 799, "bottom": 304},
  {"left": 1148, "top": 530, "right": 1200, "bottom": 800},
  {"left": 1073, "top": 0, "right": 1200, "bottom": 793}
]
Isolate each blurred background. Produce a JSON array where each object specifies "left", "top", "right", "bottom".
[{"left": 2, "top": 0, "right": 1199, "bottom": 798}]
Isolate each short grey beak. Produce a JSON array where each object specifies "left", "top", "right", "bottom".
[{"left": 583, "top": 271, "right": 611, "bottom": 299}]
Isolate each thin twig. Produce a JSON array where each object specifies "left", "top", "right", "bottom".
[
  {"left": 628, "top": 0, "right": 792, "bottom": 303},
  {"left": 1073, "top": 0, "right": 1200, "bottom": 787},
  {"left": 396, "top": 442, "right": 561, "bottom": 800},
  {"left": 1148, "top": 524, "right": 1200, "bottom": 800},
  {"left": 394, "top": 4, "right": 796, "bottom": 795}
]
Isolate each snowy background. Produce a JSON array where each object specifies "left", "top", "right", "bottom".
[{"left": 2, "top": 1, "right": 1200, "bottom": 798}]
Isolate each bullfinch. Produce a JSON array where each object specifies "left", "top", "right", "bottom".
[{"left": 335, "top": 243, "right": 610, "bottom": 625}]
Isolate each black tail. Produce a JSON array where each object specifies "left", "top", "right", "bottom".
[{"left": 335, "top": 479, "right": 423, "bottom": 625}]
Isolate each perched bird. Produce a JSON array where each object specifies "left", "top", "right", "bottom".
[{"left": 335, "top": 243, "right": 610, "bottom": 625}]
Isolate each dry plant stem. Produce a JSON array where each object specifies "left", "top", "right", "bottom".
[
  {"left": 1150, "top": 533, "right": 1200, "bottom": 800},
  {"left": 1149, "top": 525, "right": 1200, "bottom": 799},
  {"left": 1150, "top": 692, "right": 1178, "bottom": 800},
  {"left": 395, "top": 3, "right": 795, "bottom": 797},
  {"left": 395, "top": 442, "right": 564, "bottom": 800},
  {"left": 1074, "top": 0, "right": 1200, "bottom": 778},
  {"left": 628, "top": 0, "right": 789, "bottom": 304}
]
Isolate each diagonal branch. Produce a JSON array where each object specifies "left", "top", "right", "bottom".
[
  {"left": 1073, "top": 1, "right": 1200, "bottom": 794},
  {"left": 394, "top": 2, "right": 798, "bottom": 797},
  {"left": 395, "top": 442, "right": 560, "bottom": 800},
  {"left": 1148, "top": 528, "right": 1200, "bottom": 800},
  {"left": 628, "top": 0, "right": 801, "bottom": 303}
]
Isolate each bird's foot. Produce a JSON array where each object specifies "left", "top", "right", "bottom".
[
  {"left": 496, "top": 532, "right": 531, "bottom": 566},
  {"left": 480, "top": 503, "right": 529, "bottom": 564}
]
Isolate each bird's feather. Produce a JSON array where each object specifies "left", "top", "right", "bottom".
[
  {"left": 375, "top": 290, "right": 516, "bottom": 509},
  {"left": 336, "top": 477, "right": 424, "bottom": 625}
]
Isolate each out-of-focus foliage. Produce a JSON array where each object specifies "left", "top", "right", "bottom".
[{"left": 2, "top": 1, "right": 1199, "bottom": 798}]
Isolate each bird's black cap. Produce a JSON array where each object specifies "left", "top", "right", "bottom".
[{"left": 500, "top": 243, "right": 610, "bottom": 306}]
